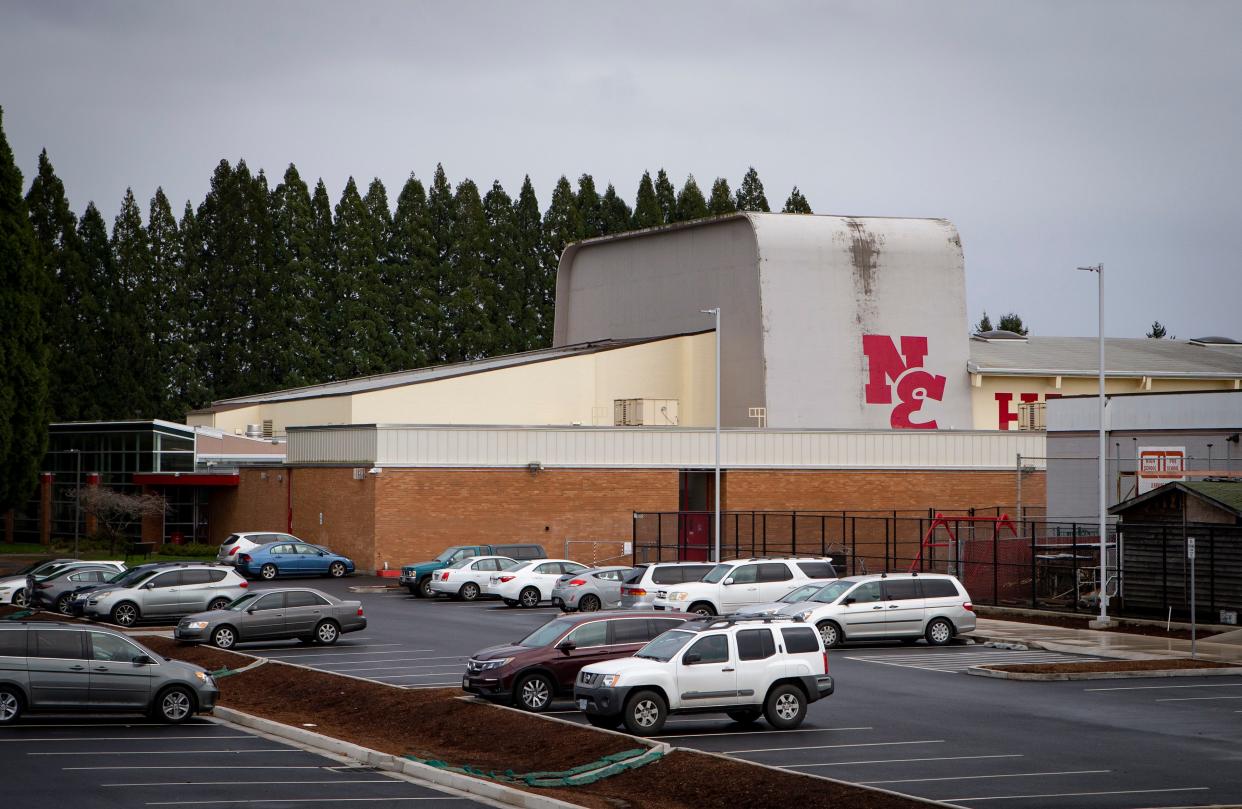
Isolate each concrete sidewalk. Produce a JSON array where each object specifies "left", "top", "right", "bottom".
[{"left": 968, "top": 617, "right": 1242, "bottom": 665}]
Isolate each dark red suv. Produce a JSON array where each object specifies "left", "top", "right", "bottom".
[{"left": 462, "top": 611, "right": 688, "bottom": 711}]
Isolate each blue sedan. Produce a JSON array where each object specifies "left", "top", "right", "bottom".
[{"left": 236, "top": 541, "right": 355, "bottom": 580}]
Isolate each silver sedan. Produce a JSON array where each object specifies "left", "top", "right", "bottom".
[
  {"left": 551, "top": 566, "right": 632, "bottom": 612},
  {"left": 173, "top": 587, "right": 366, "bottom": 649}
]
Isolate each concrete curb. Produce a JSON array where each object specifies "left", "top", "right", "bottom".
[
  {"left": 966, "top": 664, "right": 1242, "bottom": 681},
  {"left": 967, "top": 634, "right": 1160, "bottom": 660},
  {"left": 213, "top": 706, "right": 585, "bottom": 809}
]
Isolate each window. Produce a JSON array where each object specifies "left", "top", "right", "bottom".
[
  {"left": 566, "top": 621, "right": 608, "bottom": 648},
  {"left": 678, "top": 565, "right": 715, "bottom": 583},
  {"left": 729, "top": 565, "right": 760, "bottom": 584},
  {"left": 847, "top": 582, "right": 883, "bottom": 603},
  {"left": 594, "top": 570, "right": 623, "bottom": 582},
  {"left": 285, "top": 591, "right": 330, "bottom": 608},
  {"left": 253, "top": 593, "right": 285, "bottom": 610},
  {"left": 0, "top": 630, "right": 26, "bottom": 656},
  {"left": 649, "top": 619, "right": 685, "bottom": 637},
  {"left": 737, "top": 628, "right": 776, "bottom": 660},
  {"left": 883, "top": 580, "right": 922, "bottom": 601},
  {"left": 70, "top": 570, "right": 106, "bottom": 583},
  {"left": 294, "top": 544, "right": 320, "bottom": 555},
  {"left": 271, "top": 544, "right": 294, "bottom": 555},
  {"left": 624, "top": 566, "right": 648, "bottom": 585},
  {"left": 781, "top": 627, "right": 820, "bottom": 654},
  {"left": 259, "top": 534, "right": 281, "bottom": 544},
  {"left": 90, "top": 632, "right": 146, "bottom": 663},
  {"left": 757, "top": 563, "right": 792, "bottom": 583},
  {"left": 535, "top": 563, "right": 560, "bottom": 575},
  {"left": 921, "top": 579, "right": 960, "bottom": 598},
  {"left": 148, "top": 571, "right": 182, "bottom": 589},
  {"left": 563, "top": 562, "right": 588, "bottom": 574},
  {"left": 473, "top": 558, "right": 498, "bottom": 571},
  {"left": 33, "top": 630, "right": 84, "bottom": 659},
  {"left": 796, "top": 561, "right": 836, "bottom": 579},
  {"left": 181, "top": 569, "right": 212, "bottom": 586},
  {"left": 684, "top": 634, "right": 729, "bottom": 664},
  {"left": 610, "top": 619, "right": 651, "bottom": 644},
  {"left": 207, "top": 569, "right": 228, "bottom": 583}
]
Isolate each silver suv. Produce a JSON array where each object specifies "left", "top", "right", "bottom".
[
  {"left": 84, "top": 564, "right": 249, "bottom": 627},
  {"left": 0, "top": 621, "right": 218, "bottom": 724}
]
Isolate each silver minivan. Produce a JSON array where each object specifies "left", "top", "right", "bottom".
[
  {"left": 619, "top": 562, "right": 717, "bottom": 610},
  {"left": 84, "top": 564, "right": 250, "bottom": 627},
  {"left": 0, "top": 622, "right": 218, "bottom": 724}
]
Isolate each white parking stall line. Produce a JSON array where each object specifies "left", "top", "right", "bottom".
[
  {"left": 860, "top": 769, "right": 1110, "bottom": 785},
  {"left": 65, "top": 766, "right": 325, "bottom": 771},
  {"left": 31, "top": 749, "right": 305, "bottom": 756},
  {"left": 365, "top": 671, "right": 465, "bottom": 680},
  {"left": 1, "top": 722, "right": 217, "bottom": 729},
  {"left": 661, "top": 726, "right": 872, "bottom": 740},
  {"left": 1, "top": 735, "right": 252, "bottom": 742},
  {"left": 106, "top": 780, "right": 404, "bottom": 787},
  {"left": 309, "top": 663, "right": 466, "bottom": 674},
  {"left": 725, "top": 739, "right": 945, "bottom": 755},
  {"left": 146, "top": 799, "right": 464, "bottom": 805},
  {"left": 785, "top": 754, "right": 1024, "bottom": 769},
  {"left": 945, "top": 787, "right": 1209, "bottom": 803},
  {"left": 1155, "top": 695, "right": 1242, "bottom": 702},
  {"left": 844, "top": 652, "right": 1100, "bottom": 673},
  {"left": 1085, "top": 682, "right": 1242, "bottom": 692},
  {"left": 318, "top": 655, "right": 468, "bottom": 668},
  {"left": 257, "top": 646, "right": 421, "bottom": 659},
  {"left": 402, "top": 683, "right": 461, "bottom": 689}
]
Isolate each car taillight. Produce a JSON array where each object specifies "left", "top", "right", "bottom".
[
  {"left": 441, "top": 572, "right": 450, "bottom": 580},
  {"left": 498, "top": 575, "right": 516, "bottom": 583},
  {"left": 568, "top": 579, "right": 586, "bottom": 586},
  {"left": 238, "top": 581, "right": 248, "bottom": 588},
  {"left": 823, "top": 652, "right": 829, "bottom": 674},
  {"left": 228, "top": 547, "right": 239, "bottom": 556},
  {"left": 357, "top": 607, "right": 364, "bottom": 616},
  {"left": 622, "top": 587, "right": 647, "bottom": 597},
  {"left": 963, "top": 602, "right": 974, "bottom": 612},
  {"left": 238, "top": 554, "right": 251, "bottom": 563}
]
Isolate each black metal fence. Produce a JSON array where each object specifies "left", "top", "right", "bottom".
[{"left": 632, "top": 510, "right": 1241, "bottom": 624}]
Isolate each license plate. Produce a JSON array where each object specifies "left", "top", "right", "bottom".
[
  {"left": 577, "top": 699, "right": 588, "bottom": 711},
  {"left": 462, "top": 676, "right": 468, "bottom": 688}
]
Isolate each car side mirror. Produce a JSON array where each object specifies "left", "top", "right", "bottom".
[
  {"left": 556, "top": 640, "right": 576, "bottom": 654},
  {"left": 246, "top": 607, "right": 257, "bottom": 614},
  {"left": 723, "top": 577, "right": 735, "bottom": 586},
  {"left": 142, "top": 582, "right": 154, "bottom": 590},
  {"left": 683, "top": 651, "right": 702, "bottom": 664},
  {"left": 318, "top": 552, "right": 325, "bottom": 556},
  {"left": 842, "top": 597, "right": 856, "bottom": 606},
  {"left": 133, "top": 655, "right": 155, "bottom": 666}
]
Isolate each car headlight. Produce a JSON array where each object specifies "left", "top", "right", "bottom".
[
  {"left": 601, "top": 674, "right": 622, "bottom": 687},
  {"left": 194, "top": 671, "right": 210, "bottom": 683},
  {"left": 671, "top": 591, "right": 689, "bottom": 601},
  {"left": 477, "top": 658, "right": 512, "bottom": 670},
  {"left": 795, "top": 609, "right": 813, "bottom": 621},
  {"left": 93, "top": 590, "right": 113, "bottom": 599},
  {"left": 186, "top": 621, "right": 209, "bottom": 629}
]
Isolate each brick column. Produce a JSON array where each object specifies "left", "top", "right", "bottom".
[
  {"left": 140, "top": 485, "right": 164, "bottom": 547},
  {"left": 84, "top": 472, "right": 100, "bottom": 537},
  {"left": 39, "top": 473, "right": 53, "bottom": 546}
]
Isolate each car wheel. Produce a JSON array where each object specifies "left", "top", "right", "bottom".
[
  {"left": 764, "top": 683, "right": 807, "bottom": 730},
  {"left": 55, "top": 593, "right": 74, "bottom": 615},
  {"left": 689, "top": 602, "right": 716, "bottom": 618},
  {"left": 0, "top": 686, "right": 24, "bottom": 725},
  {"left": 579, "top": 594, "right": 601, "bottom": 613},
  {"left": 328, "top": 561, "right": 347, "bottom": 578},
  {"left": 259, "top": 564, "right": 278, "bottom": 581},
  {"left": 459, "top": 582, "right": 480, "bottom": 601},
  {"left": 111, "top": 602, "right": 139, "bottom": 627},
  {"left": 585, "top": 713, "right": 622, "bottom": 730},
  {"left": 623, "top": 689, "right": 667, "bottom": 735},
  {"left": 314, "top": 620, "right": 340, "bottom": 645},
  {"left": 514, "top": 672, "right": 554, "bottom": 711},
  {"left": 726, "top": 708, "right": 762, "bottom": 724},
  {"left": 153, "top": 685, "right": 195, "bottom": 724},
  {"left": 210, "top": 625, "right": 237, "bottom": 650},
  {"left": 207, "top": 597, "right": 230, "bottom": 611},
  {"left": 518, "top": 587, "right": 540, "bottom": 608},
  {"left": 418, "top": 576, "right": 434, "bottom": 598},
  {"left": 12, "top": 588, "right": 28, "bottom": 608},
  {"left": 817, "top": 620, "right": 843, "bottom": 649},
  {"left": 503, "top": 599, "right": 518, "bottom": 608},
  {"left": 925, "top": 617, "right": 955, "bottom": 646}
]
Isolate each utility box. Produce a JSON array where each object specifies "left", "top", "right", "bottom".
[{"left": 613, "top": 398, "right": 680, "bottom": 426}]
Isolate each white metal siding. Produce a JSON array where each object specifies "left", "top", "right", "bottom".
[{"left": 287, "top": 427, "right": 378, "bottom": 465}]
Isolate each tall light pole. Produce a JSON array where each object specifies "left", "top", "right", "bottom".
[
  {"left": 1078, "top": 263, "right": 1110, "bottom": 626},
  {"left": 67, "top": 448, "right": 81, "bottom": 559},
  {"left": 700, "top": 307, "right": 721, "bottom": 564}
]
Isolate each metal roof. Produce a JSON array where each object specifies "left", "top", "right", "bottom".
[
  {"left": 1110, "top": 481, "right": 1242, "bottom": 517},
  {"left": 969, "top": 337, "right": 1242, "bottom": 378},
  {"left": 191, "top": 333, "right": 703, "bottom": 412}
]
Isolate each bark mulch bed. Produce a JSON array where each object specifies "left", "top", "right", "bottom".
[
  {"left": 975, "top": 606, "right": 1219, "bottom": 641},
  {"left": 141, "top": 636, "right": 932, "bottom": 809},
  {"left": 984, "top": 657, "right": 1240, "bottom": 674},
  {"left": 0, "top": 603, "right": 94, "bottom": 624}
]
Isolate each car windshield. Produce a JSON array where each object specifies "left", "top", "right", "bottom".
[
  {"left": 810, "top": 580, "right": 857, "bottom": 603},
  {"left": 124, "top": 569, "right": 164, "bottom": 589},
  {"left": 107, "top": 567, "right": 147, "bottom": 584},
  {"left": 17, "top": 559, "right": 58, "bottom": 576},
  {"left": 224, "top": 592, "right": 264, "bottom": 611},
  {"left": 635, "top": 630, "right": 695, "bottom": 661},
  {"left": 505, "top": 561, "right": 534, "bottom": 573},
  {"left": 701, "top": 564, "right": 732, "bottom": 584},
  {"left": 517, "top": 617, "right": 577, "bottom": 648},
  {"left": 779, "top": 584, "right": 824, "bottom": 603},
  {"left": 435, "top": 548, "right": 464, "bottom": 563}
]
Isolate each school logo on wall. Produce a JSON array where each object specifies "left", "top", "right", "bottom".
[{"left": 862, "top": 335, "right": 946, "bottom": 429}]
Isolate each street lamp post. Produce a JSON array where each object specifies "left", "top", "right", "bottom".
[
  {"left": 700, "top": 307, "right": 721, "bottom": 564},
  {"left": 67, "top": 449, "right": 81, "bottom": 559},
  {"left": 1077, "top": 263, "right": 1111, "bottom": 627}
]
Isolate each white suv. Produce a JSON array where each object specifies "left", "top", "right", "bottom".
[
  {"left": 574, "top": 614, "right": 833, "bottom": 735},
  {"left": 655, "top": 557, "right": 836, "bottom": 617},
  {"left": 778, "top": 572, "right": 976, "bottom": 648}
]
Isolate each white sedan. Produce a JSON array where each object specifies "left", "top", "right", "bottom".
[
  {"left": 486, "top": 558, "right": 590, "bottom": 608},
  {"left": 428, "top": 555, "right": 516, "bottom": 601}
]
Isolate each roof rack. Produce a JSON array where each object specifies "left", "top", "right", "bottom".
[
  {"left": 687, "top": 613, "right": 806, "bottom": 630},
  {"left": 738, "top": 555, "right": 833, "bottom": 562}
]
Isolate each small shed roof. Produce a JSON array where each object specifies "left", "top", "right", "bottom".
[{"left": 1109, "top": 481, "right": 1242, "bottom": 518}]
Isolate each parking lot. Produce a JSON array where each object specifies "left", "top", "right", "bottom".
[{"left": 0, "top": 714, "right": 489, "bottom": 808}]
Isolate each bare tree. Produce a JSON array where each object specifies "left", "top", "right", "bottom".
[{"left": 77, "top": 487, "right": 166, "bottom": 553}]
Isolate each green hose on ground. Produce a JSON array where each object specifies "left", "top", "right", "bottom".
[{"left": 407, "top": 747, "right": 662, "bottom": 787}]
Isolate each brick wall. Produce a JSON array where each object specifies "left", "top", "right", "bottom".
[
  {"left": 207, "top": 467, "right": 290, "bottom": 545},
  {"left": 290, "top": 467, "right": 377, "bottom": 571}
]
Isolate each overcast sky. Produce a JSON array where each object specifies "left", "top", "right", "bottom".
[{"left": 2, "top": 1, "right": 1239, "bottom": 339}]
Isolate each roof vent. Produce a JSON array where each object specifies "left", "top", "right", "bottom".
[
  {"left": 973, "top": 329, "right": 1028, "bottom": 342},
  {"left": 1189, "top": 336, "right": 1241, "bottom": 347}
]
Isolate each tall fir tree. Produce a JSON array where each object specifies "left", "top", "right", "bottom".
[
  {"left": 482, "top": 180, "right": 520, "bottom": 355},
  {"left": 735, "top": 166, "right": 770, "bottom": 212},
  {"left": 331, "top": 177, "right": 393, "bottom": 377},
  {"left": 674, "top": 174, "right": 709, "bottom": 222},
  {"left": 576, "top": 174, "right": 605, "bottom": 239},
  {"left": 448, "top": 178, "right": 492, "bottom": 361},
  {"left": 425, "top": 164, "right": 456, "bottom": 363},
  {"left": 600, "top": 183, "right": 632, "bottom": 234},
  {"left": 362, "top": 177, "right": 398, "bottom": 370},
  {"left": 782, "top": 186, "right": 813, "bottom": 214},
  {"left": 306, "top": 179, "right": 335, "bottom": 381},
  {"left": 175, "top": 199, "right": 209, "bottom": 410},
  {"left": 25, "top": 149, "right": 93, "bottom": 420},
  {"left": 146, "top": 188, "right": 198, "bottom": 418},
  {"left": 511, "top": 176, "right": 548, "bottom": 350},
  {"left": 390, "top": 173, "right": 436, "bottom": 369},
  {"left": 631, "top": 171, "right": 662, "bottom": 229},
  {"left": 267, "top": 165, "right": 319, "bottom": 388},
  {"left": 707, "top": 177, "right": 737, "bottom": 215},
  {"left": 75, "top": 202, "right": 114, "bottom": 419},
  {"left": 108, "top": 188, "right": 160, "bottom": 417},
  {"left": 0, "top": 106, "right": 50, "bottom": 511},
  {"left": 653, "top": 169, "right": 676, "bottom": 225}
]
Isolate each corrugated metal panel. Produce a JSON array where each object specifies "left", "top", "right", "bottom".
[
  {"left": 289, "top": 425, "right": 1046, "bottom": 470},
  {"left": 1049, "top": 390, "right": 1242, "bottom": 433}
]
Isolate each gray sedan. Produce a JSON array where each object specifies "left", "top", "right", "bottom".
[
  {"left": 174, "top": 587, "right": 366, "bottom": 649},
  {"left": 551, "top": 566, "right": 632, "bottom": 612}
]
